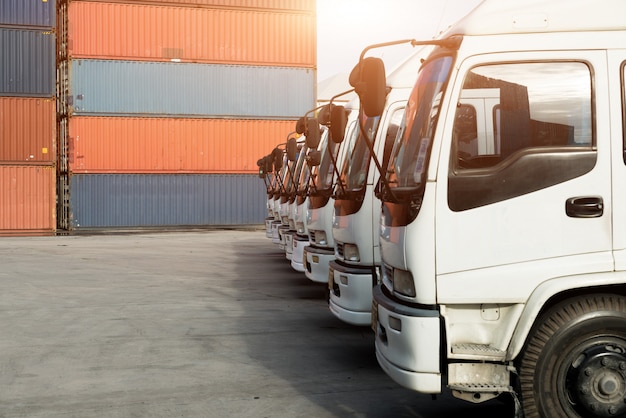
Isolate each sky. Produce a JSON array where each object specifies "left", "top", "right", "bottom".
[{"left": 316, "top": 0, "right": 483, "bottom": 82}]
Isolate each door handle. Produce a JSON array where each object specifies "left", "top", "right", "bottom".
[{"left": 565, "top": 196, "right": 603, "bottom": 218}]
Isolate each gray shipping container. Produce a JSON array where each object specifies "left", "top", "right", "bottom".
[
  {"left": 69, "top": 173, "right": 267, "bottom": 229},
  {"left": 0, "top": 28, "right": 55, "bottom": 96},
  {"left": 0, "top": 0, "right": 56, "bottom": 28},
  {"left": 68, "top": 59, "right": 315, "bottom": 119}
]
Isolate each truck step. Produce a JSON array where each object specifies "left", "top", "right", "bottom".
[
  {"left": 451, "top": 343, "right": 506, "bottom": 360},
  {"left": 448, "top": 382, "right": 511, "bottom": 393}
]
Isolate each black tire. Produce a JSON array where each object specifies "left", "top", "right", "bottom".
[{"left": 519, "top": 294, "right": 626, "bottom": 418}]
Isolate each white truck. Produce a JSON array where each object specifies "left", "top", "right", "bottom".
[
  {"left": 304, "top": 101, "right": 358, "bottom": 283},
  {"left": 327, "top": 50, "right": 424, "bottom": 326},
  {"left": 258, "top": 154, "right": 277, "bottom": 239},
  {"left": 283, "top": 137, "right": 310, "bottom": 261},
  {"left": 353, "top": 1, "right": 626, "bottom": 417},
  {"left": 290, "top": 125, "right": 328, "bottom": 272},
  {"left": 266, "top": 147, "right": 289, "bottom": 245}
]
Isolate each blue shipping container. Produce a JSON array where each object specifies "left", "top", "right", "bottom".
[
  {"left": 0, "top": 0, "right": 56, "bottom": 28},
  {"left": 70, "top": 173, "right": 267, "bottom": 229},
  {"left": 0, "top": 28, "right": 55, "bottom": 96},
  {"left": 69, "top": 60, "right": 315, "bottom": 119}
]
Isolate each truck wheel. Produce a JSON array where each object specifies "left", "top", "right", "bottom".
[{"left": 519, "top": 294, "right": 626, "bottom": 418}]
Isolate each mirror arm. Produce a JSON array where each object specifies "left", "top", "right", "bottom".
[
  {"left": 276, "top": 172, "right": 287, "bottom": 195},
  {"left": 329, "top": 88, "right": 355, "bottom": 107},
  {"left": 356, "top": 112, "right": 398, "bottom": 204},
  {"left": 411, "top": 37, "right": 462, "bottom": 49},
  {"left": 267, "top": 173, "right": 276, "bottom": 194},
  {"left": 328, "top": 143, "right": 345, "bottom": 196},
  {"left": 307, "top": 172, "right": 318, "bottom": 195},
  {"left": 324, "top": 91, "right": 352, "bottom": 195},
  {"left": 358, "top": 37, "right": 460, "bottom": 63},
  {"left": 359, "top": 39, "right": 417, "bottom": 62}
]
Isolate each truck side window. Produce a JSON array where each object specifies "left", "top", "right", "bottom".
[{"left": 449, "top": 61, "right": 596, "bottom": 211}]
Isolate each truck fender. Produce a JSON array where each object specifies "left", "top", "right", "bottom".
[{"left": 506, "top": 271, "right": 626, "bottom": 361}]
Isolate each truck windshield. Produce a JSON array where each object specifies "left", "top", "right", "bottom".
[
  {"left": 340, "top": 112, "right": 381, "bottom": 193},
  {"left": 386, "top": 56, "right": 453, "bottom": 193}
]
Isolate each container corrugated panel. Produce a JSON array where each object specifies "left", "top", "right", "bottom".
[
  {"left": 70, "top": 59, "right": 315, "bottom": 118},
  {"left": 0, "top": 165, "right": 56, "bottom": 234},
  {"left": 80, "top": 0, "right": 314, "bottom": 12},
  {"left": 69, "top": 116, "right": 295, "bottom": 174},
  {"left": 0, "top": 97, "right": 55, "bottom": 163},
  {"left": 69, "top": 2, "right": 315, "bottom": 67},
  {"left": 0, "top": 0, "right": 56, "bottom": 28},
  {"left": 0, "top": 28, "right": 55, "bottom": 96},
  {"left": 70, "top": 173, "right": 266, "bottom": 228}
]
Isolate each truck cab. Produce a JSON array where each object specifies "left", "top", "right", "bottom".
[
  {"left": 269, "top": 148, "right": 289, "bottom": 245},
  {"left": 304, "top": 102, "right": 357, "bottom": 283},
  {"left": 259, "top": 154, "right": 276, "bottom": 239},
  {"left": 327, "top": 51, "right": 423, "bottom": 326},
  {"left": 282, "top": 137, "right": 308, "bottom": 261},
  {"left": 366, "top": 1, "right": 626, "bottom": 417},
  {"left": 290, "top": 126, "right": 328, "bottom": 272}
]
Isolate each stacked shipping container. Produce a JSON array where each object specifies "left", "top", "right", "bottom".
[
  {"left": 0, "top": 0, "right": 57, "bottom": 235},
  {"left": 58, "top": 0, "right": 316, "bottom": 230}
]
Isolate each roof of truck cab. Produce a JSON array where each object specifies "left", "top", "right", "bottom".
[{"left": 446, "top": 0, "right": 626, "bottom": 37}]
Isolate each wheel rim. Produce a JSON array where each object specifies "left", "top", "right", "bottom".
[{"left": 563, "top": 338, "right": 626, "bottom": 417}]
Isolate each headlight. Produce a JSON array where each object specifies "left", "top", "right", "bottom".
[
  {"left": 296, "top": 222, "right": 305, "bottom": 234},
  {"left": 315, "top": 230, "right": 327, "bottom": 246},
  {"left": 343, "top": 243, "right": 360, "bottom": 262},
  {"left": 281, "top": 216, "right": 289, "bottom": 225},
  {"left": 393, "top": 268, "right": 416, "bottom": 297}
]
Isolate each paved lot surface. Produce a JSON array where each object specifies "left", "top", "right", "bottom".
[{"left": 0, "top": 230, "right": 513, "bottom": 417}]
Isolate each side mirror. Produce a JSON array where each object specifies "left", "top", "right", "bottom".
[
  {"left": 305, "top": 118, "right": 321, "bottom": 149},
  {"left": 286, "top": 137, "right": 298, "bottom": 162},
  {"left": 349, "top": 57, "right": 386, "bottom": 117},
  {"left": 257, "top": 157, "right": 267, "bottom": 179},
  {"left": 295, "top": 117, "right": 306, "bottom": 134},
  {"left": 264, "top": 155, "right": 273, "bottom": 174},
  {"left": 330, "top": 105, "right": 348, "bottom": 143},
  {"left": 318, "top": 104, "right": 332, "bottom": 125},
  {"left": 307, "top": 150, "right": 321, "bottom": 167},
  {"left": 272, "top": 148, "right": 283, "bottom": 171}
]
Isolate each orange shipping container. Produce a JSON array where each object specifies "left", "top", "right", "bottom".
[
  {"left": 0, "top": 97, "right": 56, "bottom": 163},
  {"left": 90, "top": 0, "right": 315, "bottom": 11},
  {"left": 69, "top": 116, "right": 297, "bottom": 174},
  {"left": 0, "top": 165, "right": 56, "bottom": 235},
  {"left": 68, "top": 2, "right": 316, "bottom": 67}
]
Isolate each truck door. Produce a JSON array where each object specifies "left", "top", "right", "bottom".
[{"left": 436, "top": 51, "right": 613, "bottom": 303}]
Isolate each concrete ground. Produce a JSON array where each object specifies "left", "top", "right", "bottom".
[{"left": 0, "top": 230, "right": 512, "bottom": 417}]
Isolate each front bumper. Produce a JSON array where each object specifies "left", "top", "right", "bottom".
[
  {"left": 290, "top": 235, "right": 309, "bottom": 272},
  {"left": 304, "top": 245, "right": 334, "bottom": 284},
  {"left": 264, "top": 217, "right": 273, "bottom": 238},
  {"left": 372, "top": 285, "right": 442, "bottom": 393},
  {"left": 277, "top": 225, "right": 290, "bottom": 251},
  {"left": 284, "top": 231, "right": 295, "bottom": 260},
  {"left": 327, "top": 260, "right": 377, "bottom": 326},
  {"left": 271, "top": 221, "right": 282, "bottom": 244}
]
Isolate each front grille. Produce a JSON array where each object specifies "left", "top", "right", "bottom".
[
  {"left": 336, "top": 242, "right": 344, "bottom": 258},
  {"left": 381, "top": 263, "right": 394, "bottom": 291}
]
